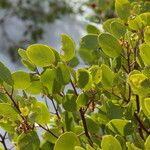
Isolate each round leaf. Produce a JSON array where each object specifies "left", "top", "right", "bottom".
[
  {"left": 17, "top": 131, "right": 40, "bottom": 150},
  {"left": 61, "top": 34, "right": 75, "bottom": 61},
  {"left": 76, "top": 93, "right": 88, "bottom": 108},
  {"left": 106, "top": 119, "right": 133, "bottom": 136},
  {"left": 144, "top": 26, "right": 150, "bottom": 46},
  {"left": 140, "top": 44, "right": 150, "bottom": 65},
  {"left": 79, "top": 34, "right": 99, "bottom": 52},
  {"left": 86, "top": 24, "right": 100, "bottom": 35},
  {"left": 145, "top": 136, "right": 150, "bottom": 149},
  {"left": 101, "top": 135, "right": 122, "bottom": 150},
  {"left": 26, "top": 44, "right": 55, "bottom": 67},
  {"left": 101, "top": 64, "right": 114, "bottom": 89},
  {"left": 0, "top": 62, "right": 13, "bottom": 86},
  {"left": 115, "top": 0, "right": 130, "bottom": 21},
  {"left": 63, "top": 94, "right": 77, "bottom": 112},
  {"left": 32, "top": 101, "right": 50, "bottom": 124},
  {"left": 12, "top": 71, "right": 31, "bottom": 89},
  {"left": 54, "top": 132, "right": 80, "bottom": 150},
  {"left": 85, "top": 116, "right": 99, "bottom": 134},
  {"left": 110, "top": 21, "right": 127, "bottom": 39},
  {"left": 142, "top": 98, "right": 150, "bottom": 118},
  {"left": 99, "top": 33, "right": 122, "bottom": 58},
  {"left": 76, "top": 69, "right": 92, "bottom": 91}
]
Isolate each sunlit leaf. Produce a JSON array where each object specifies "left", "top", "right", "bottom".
[
  {"left": 99, "top": 33, "right": 122, "bottom": 58},
  {"left": 54, "top": 132, "right": 80, "bottom": 150},
  {"left": 26, "top": 44, "right": 55, "bottom": 67},
  {"left": 61, "top": 34, "right": 75, "bottom": 61}
]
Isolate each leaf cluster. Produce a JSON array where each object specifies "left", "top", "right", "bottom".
[{"left": 0, "top": 0, "right": 150, "bottom": 149}]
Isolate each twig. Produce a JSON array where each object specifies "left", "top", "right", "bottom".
[
  {"left": 79, "top": 108, "right": 93, "bottom": 147},
  {"left": 70, "top": 79, "right": 78, "bottom": 96},
  {"left": 47, "top": 95, "right": 60, "bottom": 119},
  {"left": 47, "top": 95, "right": 64, "bottom": 132},
  {"left": 38, "top": 124, "right": 58, "bottom": 138},
  {"left": 134, "top": 112, "right": 150, "bottom": 135},
  {"left": 70, "top": 80, "right": 93, "bottom": 147},
  {"left": 4, "top": 87, "right": 21, "bottom": 114},
  {"left": 0, "top": 132, "right": 8, "bottom": 150}
]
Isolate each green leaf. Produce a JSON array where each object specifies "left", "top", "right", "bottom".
[
  {"left": 0, "top": 92, "right": 10, "bottom": 103},
  {"left": 141, "top": 98, "right": 150, "bottom": 118},
  {"left": 79, "top": 34, "right": 99, "bottom": 52},
  {"left": 89, "top": 65, "right": 102, "bottom": 84},
  {"left": 25, "top": 81, "right": 43, "bottom": 95},
  {"left": 21, "top": 60, "right": 36, "bottom": 72},
  {"left": 140, "top": 13, "right": 150, "bottom": 27},
  {"left": 76, "top": 69, "right": 92, "bottom": 91},
  {"left": 75, "top": 146, "right": 85, "bottom": 150},
  {"left": 54, "top": 132, "right": 80, "bottom": 150},
  {"left": 98, "top": 101, "right": 124, "bottom": 124},
  {"left": 128, "top": 13, "right": 150, "bottom": 30},
  {"left": 76, "top": 93, "right": 89, "bottom": 109},
  {"left": 44, "top": 128, "right": 60, "bottom": 144},
  {"left": 79, "top": 34, "right": 100, "bottom": 64},
  {"left": 144, "top": 26, "right": 150, "bottom": 46},
  {"left": 86, "top": 24, "right": 100, "bottom": 35},
  {"left": 61, "top": 34, "right": 75, "bottom": 61},
  {"left": 32, "top": 101, "right": 50, "bottom": 124},
  {"left": 56, "top": 62, "right": 70, "bottom": 85},
  {"left": 140, "top": 44, "right": 150, "bottom": 65},
  {"left": 145, "top": 135, "right": 150, "bottom": 149},
  {"left": 126, "top": 142, "right": 141, "bottom": 150},
  {"left": 63, "top": 94, "right": 77, "bottom": 112},
  {"left": 98, "top": 33, "right": 122, "bottom": 58},
  {"left": 18, "top": 48, "right": 28, "bottom": 60},
  {"left": 128, "top": 16, "right": 143, "bottom": 31},
  {"left": 142, "top": 66, "right": 150, "bottom": 78},
  {"left": 79, "top": 49, "right": 94, "bottom": 64},
  {"left": 0, "top": 103, "right": 19, "bottom": 132},
  {"left": 0, "top": 103, "right": 19, "bottom": 121},
  {"left": 101, "top": 64, "right": 114, "bottom": 89},
  {"left": 17, "top": 131, "right": 40, "bottom": 150},
  {"left": 115, "top": 0, "right": 130, "bottom": 21},
  {"left": 12, "top": 71, "right": 31, "bottom": 89},
  {"left": 40, "top": 68, "right": 62, "bottom": 94},
  {"left": 40, "top": 69, "right": 55, "bottom": 94},
  {"left": 40, "top": 141, "right": 54, "bottom": 150},
  {"left": 103, "top": 18, "right": 122, "bottom": 33},
  {"left": 0, "top": 62, "right": 13, "bottom": 86},
  {"left": 68, "top": 56, "right": 79, "bottom": 68},
  {"left": 65, "top": 111, "right": 75, "bottom": 132},
  {"left": 106, "top": 119, "right": 133, "bottom": 136},
  {"left": 110, "top": 21, "right": 127, "bottom": 39},
  {"left": 128, "top": 73, "right": 149, "bottom": 95},
  {"left": 85, "top": 116, "right": 99, "bottom": 134},
  {"left": 101, "top": 135, "right": 122, "bottom": 150},
  {"left": 26, "top": 44, "right": 55, "bottom": 67}
]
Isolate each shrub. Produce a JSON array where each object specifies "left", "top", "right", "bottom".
[{"left": 0, "top": 0, "right": 150, "bottom": 149}]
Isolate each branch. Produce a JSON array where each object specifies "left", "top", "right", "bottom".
[
  {"left": 0, "top": 132, "right": 8, "bottom": 150},
  {"left": 134, "top": 112, "right": 150, "bottom": 135},
  {"left": 48, "top": 96, "right": 60, "bottom": 119},
  {"left": 79, "top": 108, "right": 93, "bottom": 147},
  {"left": 70, "top": 80, "right": 93, "bottom": 147},
  {"left": 47, "top": 95, "right": 64, "bottom": 133},
  {"left": 4, "top": 87, "right": 21, "bottom": 114},
  {"left": 38, "top": 124, "right": 58, "bottom": 138},
  {"left": 70, "top": 79, "right": 78, "bottom": 96}
]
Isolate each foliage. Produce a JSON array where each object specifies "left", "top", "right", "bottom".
[
  {"left": 87, "top": 0, "right": 150, "bottom": 23},
  {"left": 0, "top": 0, "right": 150, "bottom": 149}
]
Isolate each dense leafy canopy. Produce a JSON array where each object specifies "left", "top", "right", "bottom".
[{"left": 0, "top": 0, "right": 150, "bottom": 150}]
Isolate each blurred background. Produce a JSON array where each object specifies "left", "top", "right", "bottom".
[{"left": 0, "top": 0, "right": 115, "bottom": 70}]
